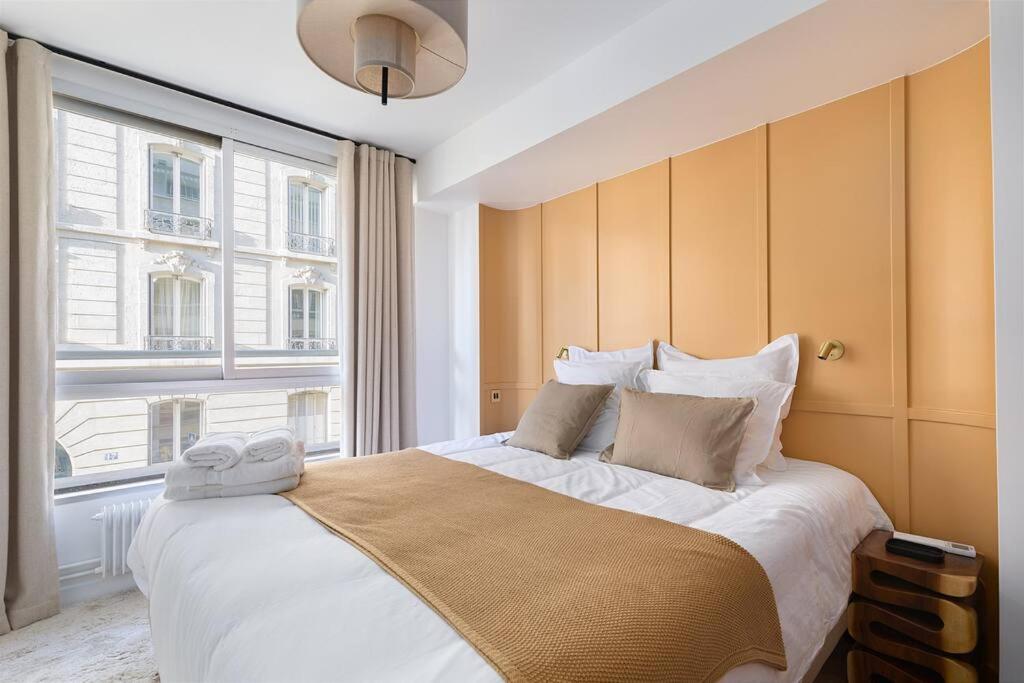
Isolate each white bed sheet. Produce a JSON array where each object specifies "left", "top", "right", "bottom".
[{"left": 128, "top": 433, "right": 891, "bottom": 682}]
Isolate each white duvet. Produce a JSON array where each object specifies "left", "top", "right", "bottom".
[{"left": 128, "top": 433, "right": 891, "bottom": 682}]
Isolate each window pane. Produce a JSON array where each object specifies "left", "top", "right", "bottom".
[
  {"left": 151, "top": 152, "right": 174, "bottom": 213},
  {"left": 288, "top": 182, "right": 303, "bottom": 233},
  {"left": 180, "top": 279, "right": 202, "bottom": 337},
  {"left": 151, "top": 277, "right": 174, "bottom": 336},
  {"left": 290, "top": 288, "right": 305, "bottom": 338},
  {"left": 179, "top": 157, "right": 201, "bottom": 217},
  {"left": 55, "top": 108, "right": 220, "bottom": 372},
  {"left": 308, "top": 289, "right": 321, "bottom": 339},
  {"left": 232, "top": 147, "right": 337, "bottom": 368},
  {"left": 308, "top": 187, "right": 321, "bottom": 236},
  {"left": 56, "top": 388, "right": 340, "bottom": 480},
  {"left": 180, "top": 400, "right": 203, "bottom": 452},
  {"left": 149, "top": 401, "right": 174, "bottom": 464}
]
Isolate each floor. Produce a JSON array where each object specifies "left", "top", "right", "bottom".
[
  {"left": 0, "top": 589, "right": 848, "bottom": 682},
  {"left": 0, "top": 591, "right": 157, "bottom": 683}
]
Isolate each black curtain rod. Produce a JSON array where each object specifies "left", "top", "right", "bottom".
[{"left": 5, "top": 30, "right": 416, "bottom": 163}]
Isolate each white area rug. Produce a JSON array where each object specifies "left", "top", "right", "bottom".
[{"left": 0, "top": 590, "right": 157, "bottom": 682}]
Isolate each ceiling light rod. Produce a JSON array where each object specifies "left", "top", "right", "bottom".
[
  {"left": 381, "top": 66, "right": 389, "bottom": 106},
  {"left": 1, "top": 29, "right": 416, "bottom": 163}
]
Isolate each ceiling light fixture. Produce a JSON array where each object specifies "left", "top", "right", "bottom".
[{"left": 296, "top": 0, "right": 468, "bottom": 106}]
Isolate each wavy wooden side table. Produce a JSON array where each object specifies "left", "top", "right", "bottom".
[{"left": 847, "top": 530, "right": 984, "bottom": 683}]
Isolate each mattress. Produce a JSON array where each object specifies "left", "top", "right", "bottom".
[{"left": 128, "top": 433, "right": 891, "bottom": 682}]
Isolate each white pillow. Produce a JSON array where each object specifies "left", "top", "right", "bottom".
[
  {"left": 656, "top": 334, "right": 799, "bottom": 471},
  {"left": 567, "top": 341, "right": 654, "bottom": 369},
  {"left": 656, "top": 334, "right": 799, "bottom": 384},
  {"left": 554, "top": 360, "right": 645, "bottom": 452},
  {"left": 642, "top": 370, "right": 795, "bottom": 486}
]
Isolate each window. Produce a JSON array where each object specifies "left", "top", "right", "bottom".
[
  {"left": 287, "top": 178, "right": 324, "bottom": 236},
  {"left": 285, "top": 175, "right": 334, "bottom": 257},
  {"left": 149, "top": 275, "right": 207, "bottom": 350},
  {"left": 53, "top": 99, "right": 342, "bottom": 490},
  {"left": 149, "top": 146, "right": 203, "bottom": 218},
  {"left": 149, "top": 398, "right": 203, "bottom": 464},
  {"left": 290, "top": 286, "right": 323, "bottom": 341},
  {"left": 56, "top": 388, "right": 340, "bottom": 485},
  {"left": 288, "top": 391, "right": 328, "bottom": 444},
  {"left": 235, "top": 146, "right": 338, "bottom": 369}
]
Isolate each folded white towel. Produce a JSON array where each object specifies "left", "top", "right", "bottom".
[
  {"left": 181, "top": 432, "right": 247, "bottom": 471},
  {"left": 165, "top": 444, "right": 305, "bottom": 501},
  {"left": 164, "top": 475, "right": 301, "bottom": 501},
  {"left": 242, "top": 425, "right": 296, "bottom": 463}
]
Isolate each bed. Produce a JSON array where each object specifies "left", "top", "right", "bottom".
[{"left": 128, "top": 432, "right": 891, "bottom": 682}]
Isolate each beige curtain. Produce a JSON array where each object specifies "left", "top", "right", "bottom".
[
  {"left": 0, "top": 34, "right": 60, "bottom": 633},
  {"left": 337, "top": 140, "right": 416, "bottom": 456}
]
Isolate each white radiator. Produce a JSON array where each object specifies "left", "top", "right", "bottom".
[{"left": 91, "top": 498, "right": 152, "bottom": 578}]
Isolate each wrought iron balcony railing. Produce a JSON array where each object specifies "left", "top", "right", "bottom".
[
  {"left": 287, "top": 230, "right": 336, "bottom": 257},
  {"left": 145, "top": 335, "right": 215, "bottom": 352},
  {"left": 145, "top": 209, "right": 214, "bottom": 240},
  {"left": 287, "top": 337, "right": 337, "bottom": 351}
]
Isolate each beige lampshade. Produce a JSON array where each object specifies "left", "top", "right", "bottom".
[{"left": 297, "top": 0, "right": 468, "bottom": 100}]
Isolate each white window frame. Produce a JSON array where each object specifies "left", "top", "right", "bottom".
[
  {"left": 51, "top": 69, "right": 344, "bottom": 490},
  {"left": 148, "top": 397, "right": 205, "bottom": 465},
  {"left": 148, "top": 143, "right": 205, "bottom": 217}
]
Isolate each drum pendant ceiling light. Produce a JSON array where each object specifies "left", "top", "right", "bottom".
[{"left": 296, "top": 0, "right": 468, "bottom": 106}]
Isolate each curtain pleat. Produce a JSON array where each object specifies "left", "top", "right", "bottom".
[
  {"left": 337, "top": 140, "right": 416, "bottom": 457},
  {"left": 0, "top": 33, "right": 60, "bottom": 634}
]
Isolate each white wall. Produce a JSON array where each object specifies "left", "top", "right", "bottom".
[
  {"left": 54, "top": 483, "right": 162, "bottom": 605},
  {"left": 414, "top": 207, "right": 452, "bottom": 444},
  {"left": 448, "top": 204, "right": 480, "bottom": 439},
  {"left": 991, "top": 0, "right": 1024, "bottom": 676}
]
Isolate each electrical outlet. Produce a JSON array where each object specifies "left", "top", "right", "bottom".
[{"left": 490, "top": 390, "right": 501, "bottom": 403}]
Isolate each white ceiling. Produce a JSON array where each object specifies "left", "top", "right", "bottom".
[
  {"left": 418, "top": 0, "right": 990, "bottom": 210},
  {"left": 0, "top": 0, "right": 670, "bottom": 157}
]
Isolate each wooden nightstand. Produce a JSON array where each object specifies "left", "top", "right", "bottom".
[{"left": 847, "top": 530, "right": 984, "bottom": 683}]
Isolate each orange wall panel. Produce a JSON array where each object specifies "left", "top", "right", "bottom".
[
  {"left": 671, "top": 127, "right": 765, "bottom": 358},
  {"left": 768, "top": 84, "right": 895, "bottom": 407},
  {"left": 542, "top": 186, "right": 598, "bottom": 381},
  {"left": 481, "top": 387, "right": 537, "bottom": 434},
  {"left": 479, "top": 204, "right": 542, "bottom": 388},
  {"left": 909, "top": 419, "right": 998, "bottom": 651},
  {"left": 781, "top": 411, "right": 896, "bottom": 514},
  {"left": 597, "top": 160, "right": 671, "bottom": 350},
  {"left": 906, "top": 41, "right": 995, "bottom": 416}
]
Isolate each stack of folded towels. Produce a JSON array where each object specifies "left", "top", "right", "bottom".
[{"left": 164, "top": 425, "right": 305, "bottom": 501}]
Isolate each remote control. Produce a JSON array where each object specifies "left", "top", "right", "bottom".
[{"left": 892, "top": 531, "right": 976, "bottom": 558}]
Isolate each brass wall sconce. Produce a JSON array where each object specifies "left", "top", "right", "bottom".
[{"left": 817, "top": 340, "right": 845, "bottom": 361}]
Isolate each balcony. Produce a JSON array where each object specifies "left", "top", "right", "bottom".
[
  {"left": 145, "top": 209, "right": 214, "bottom": 240},
  {"left": 145, "top": 335, "right": 214, "bottom": 352},
  {"left": 287, "top": 230, "right": 336, "bottom": 257},
  {"left": 288, "top": 337, "right": 337, "bottom": 351}
]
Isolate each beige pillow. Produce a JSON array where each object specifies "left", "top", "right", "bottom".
[
  {"left": 507, "top": 381, "right": 614, "bottom": 459},
  {"left": 600, "top": 389, "right": 755, "bottom": 491}
]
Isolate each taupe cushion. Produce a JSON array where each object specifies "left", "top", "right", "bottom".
[
  {"left": 600, "top": 389, "right": 755, "bottom": 491},
  {"left": 507, "top": 381, "right": 614, "bottom": 459}
]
